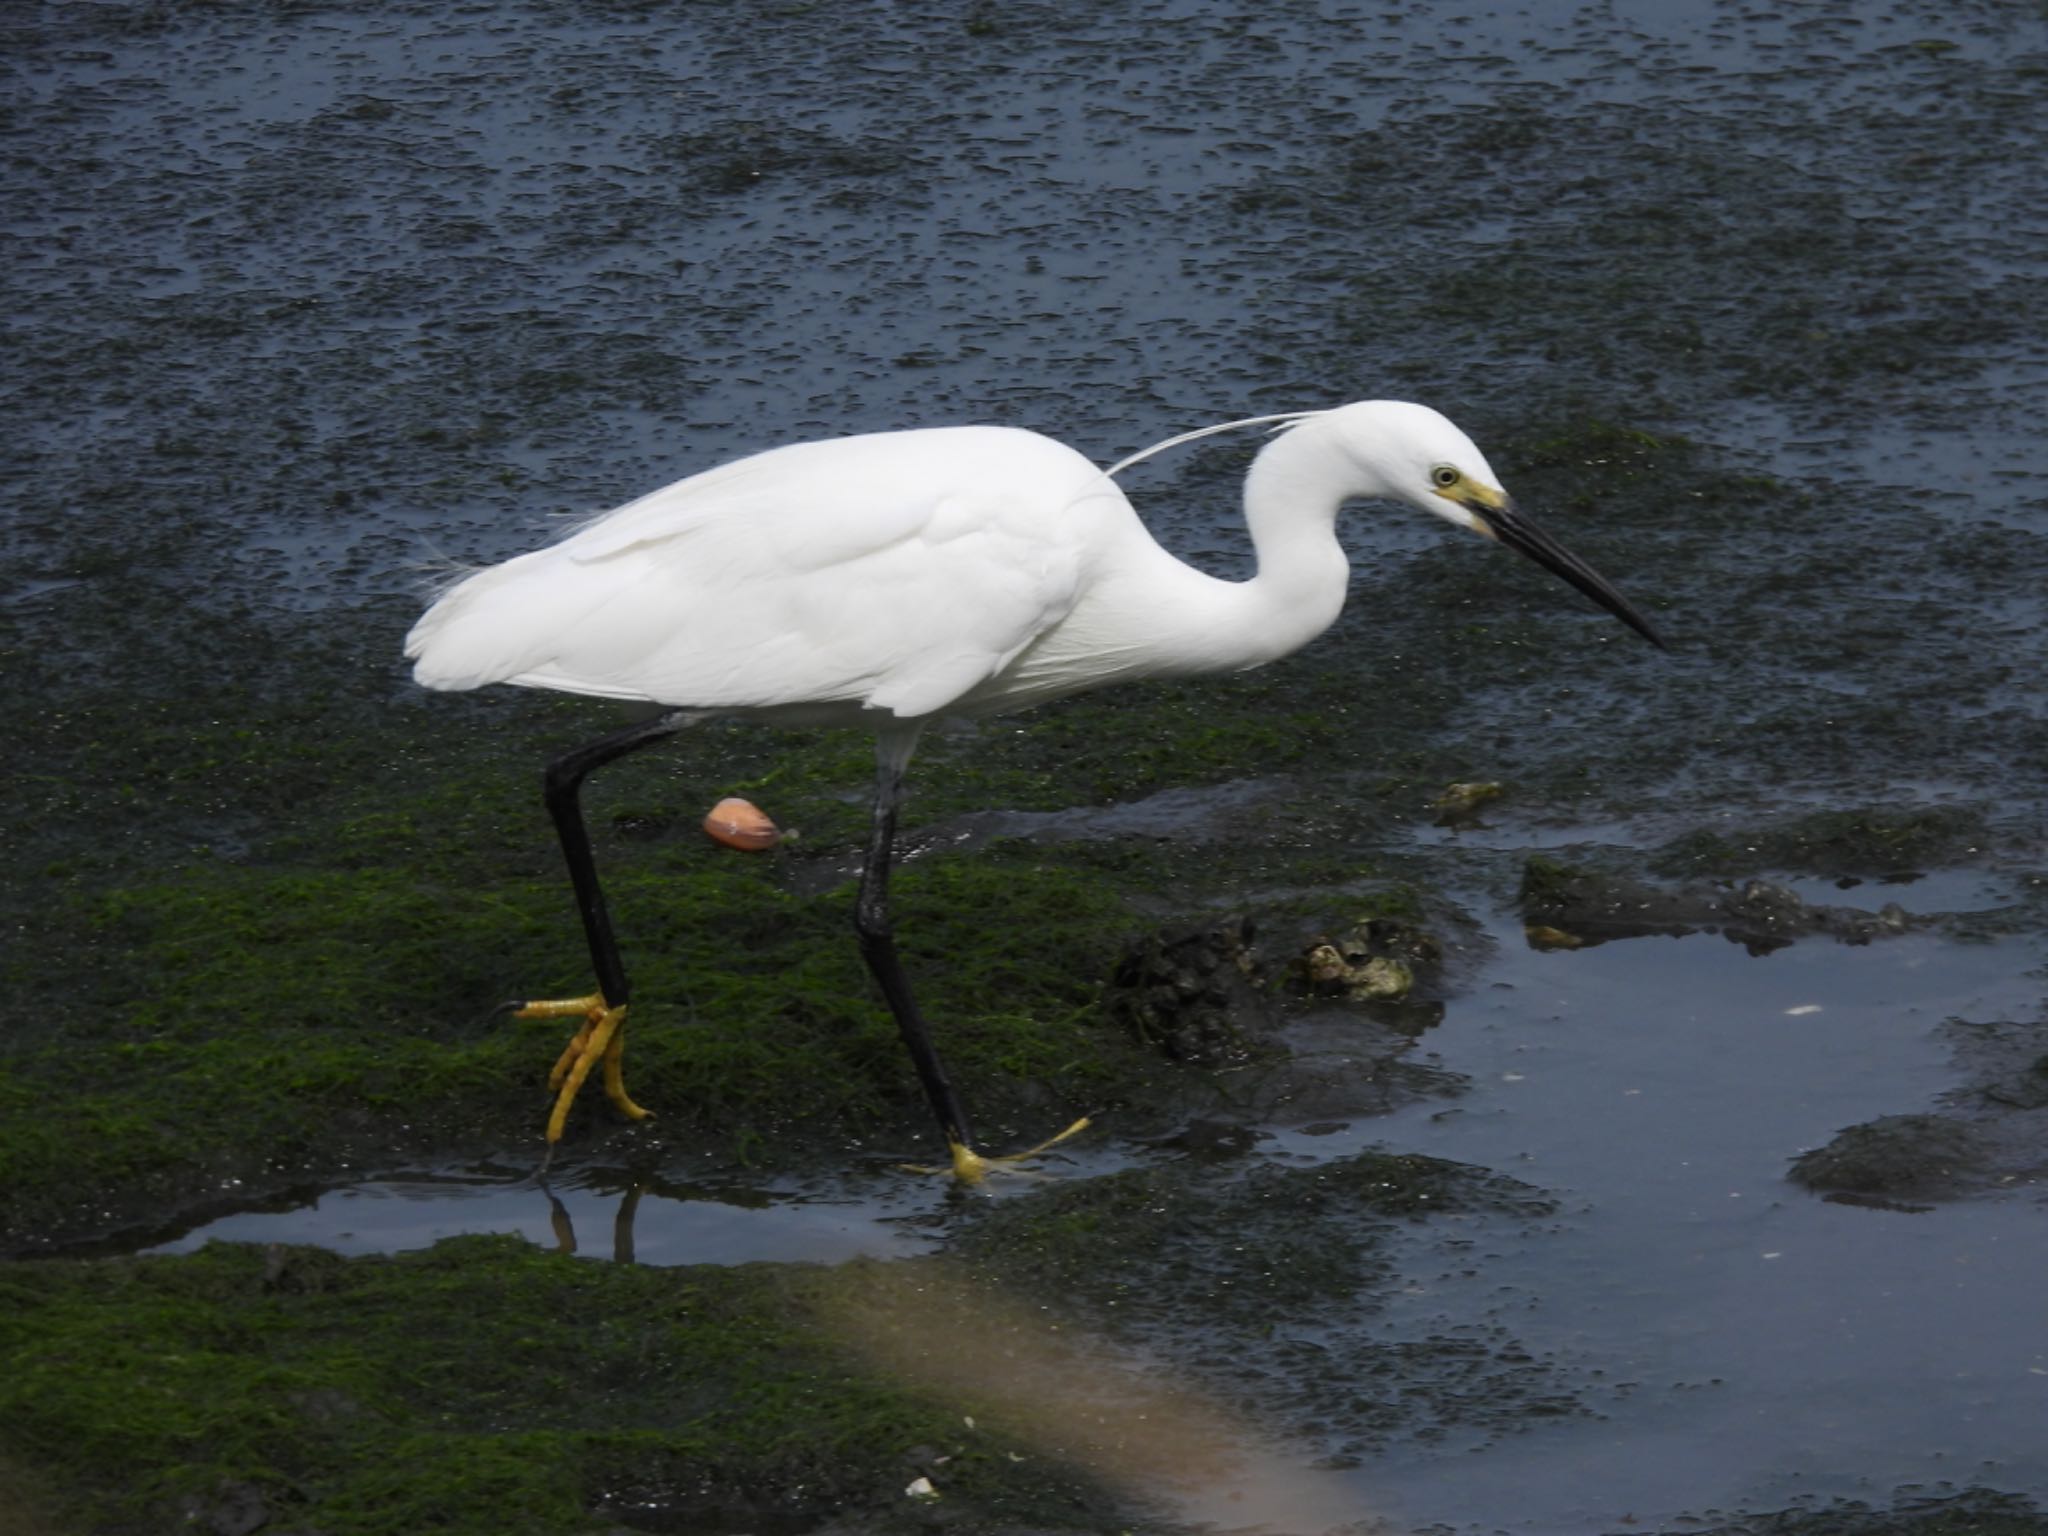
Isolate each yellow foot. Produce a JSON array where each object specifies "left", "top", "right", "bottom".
[
  {"left": 906, "top": 1115, "right": 1093, "bottom": 1186},
  {"left": 512, "top": 993, "right": 652, "bottom": 1142}
]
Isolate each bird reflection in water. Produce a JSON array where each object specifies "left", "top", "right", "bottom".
[{"left": 538, "top": 1172, "right": 646, "bottom": 1265}]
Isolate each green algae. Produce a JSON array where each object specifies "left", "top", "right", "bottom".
[
  {"left": 0, "top": 1235, "right": 1116, "bottom": 1535},
  {"left": 0, "top": 813, "right": 1151, "bottom": 1242}
]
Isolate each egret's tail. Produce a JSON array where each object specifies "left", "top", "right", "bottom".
[{"left": 404, "top": 546, "right": 609, "bottom": 693}]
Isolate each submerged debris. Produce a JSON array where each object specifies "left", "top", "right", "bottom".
[
  {"left": 1296, "top": 916, "right": 1441, "bottom": 1002},
  {"left": 1431, "top": 779, "right": 1503, "bottom": 824},
  {"left": 1303, "top": 945, "right": 1413, "bottom": 1000}
]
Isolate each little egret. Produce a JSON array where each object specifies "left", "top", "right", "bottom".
[{"left": 405, "top": 400, "right": 1663, "bottom": 1181}]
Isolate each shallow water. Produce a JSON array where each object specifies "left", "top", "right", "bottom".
[
  {"left": 1342, "top": 916, "right": 2048, "bottom": 1529},
  {"left": 148, "top": 1163, "right": 949, "bottom": 1267}
]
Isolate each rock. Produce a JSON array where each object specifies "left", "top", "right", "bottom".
[
  {"left": 1105, "top": 917, "right": 1275, "bottom": 1067},
  {"left": 1788, "top": 1114, "right": 1989, "bottom": 1201}
]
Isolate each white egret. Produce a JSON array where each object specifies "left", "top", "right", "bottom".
[{"left": 405, "top": 401, "right": 1663, "bottom": 1181}]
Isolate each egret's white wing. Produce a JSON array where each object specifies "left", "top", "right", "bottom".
[{"left": 406, "top": 426, "right": 1123, "bottom": 718}]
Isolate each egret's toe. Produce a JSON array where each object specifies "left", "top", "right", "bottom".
[
  {"left": 510, "top": 994, "right": 640, "bottom": 1143},
  {"left": 911, "top": 1115, "right": 1093, "bottom": 1185}
]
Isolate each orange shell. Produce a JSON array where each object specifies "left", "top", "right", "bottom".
[{"left": 703, "top": 797, "right": 780, "bottom": 851}]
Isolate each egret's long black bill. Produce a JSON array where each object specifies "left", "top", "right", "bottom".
[{"left": 1475, "top": 499, "right": 1667, "bottom": 649}]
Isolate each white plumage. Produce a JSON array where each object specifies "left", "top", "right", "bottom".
[
  {"left": 410, "top": 426, "right": 1103, "bottom": 719},
  {"left": 405, "top": 403, "right": 1587, "bottom": 724}
]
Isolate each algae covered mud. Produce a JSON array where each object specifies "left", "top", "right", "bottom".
[{"left": 3, "top": 1, "right": 2045, "bottom": 1532}]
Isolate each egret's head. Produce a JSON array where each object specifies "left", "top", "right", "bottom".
[
  {"left": 1325, "top": 399, "right": 1666, "bottom": 649},
  {"left": 1320, "top": 399, "right": 1506, "bottom": 530}
]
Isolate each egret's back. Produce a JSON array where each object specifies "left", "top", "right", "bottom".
[{"left": 405, "top": 425, "right": 1133, "bottom": 721}]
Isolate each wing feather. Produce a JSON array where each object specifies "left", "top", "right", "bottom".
[{"left": 405, "top": 425, "right": 1121, "bottom": 718}]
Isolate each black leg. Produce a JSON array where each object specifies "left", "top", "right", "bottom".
[
  {"left": 852, "top": 755, "right": 977, "bottom": 1154},
  {"left": 531, "top": 711, "right": 690, "bottom": 1009},
  {"left": 520, "top": 711, "right": 698, "bottom": 1152}
]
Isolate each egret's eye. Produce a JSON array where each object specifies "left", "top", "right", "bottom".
[{"left": 1430, "top": 465, "right": 1461, "bottom": 490}]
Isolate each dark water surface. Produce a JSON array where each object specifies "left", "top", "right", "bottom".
[
  {"left": 10, "top": 0, "right": 2041, "bottom": 608},
  {"left": 7, "top": 0, "right": 2047, "bottom": 1531}
]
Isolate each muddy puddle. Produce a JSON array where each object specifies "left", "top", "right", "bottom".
[{"left": 143, "top": 1164, "right": 948, "bottom": 1268}]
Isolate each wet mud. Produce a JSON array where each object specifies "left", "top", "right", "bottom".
[{"left": 3, "top": 0, "right": 2046, "bottom": 1532}]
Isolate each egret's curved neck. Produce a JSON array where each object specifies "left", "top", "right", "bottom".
[
  {"left": 995, "top": 418, "right": 1368, "bottom": 698},
  {"left": 1227, "top": 420, "right": 1358, "bottom": 657}
]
